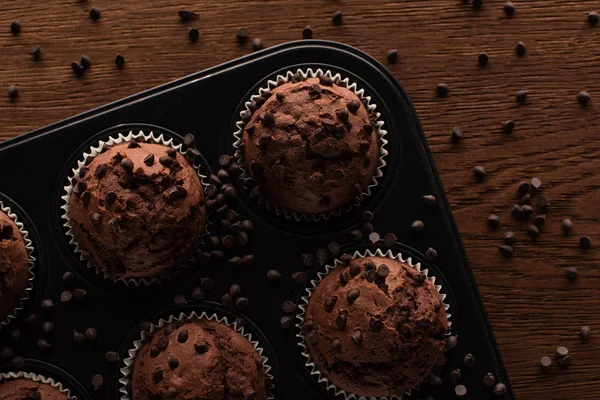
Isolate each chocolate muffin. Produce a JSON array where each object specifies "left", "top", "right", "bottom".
[
  {"left": 68, "top": 141, "right": 205, "bottom": 279},
  {"left": 303, "top": 256, "right": 449, "bottom": 397},
  {"left": 0, "top": 377, "right": 70, "bottom": 399},
  {"left": 131, "top": 319, "right": 269, "bottom": 400},
  {"left": 241, "top": 75, "right": 380, "bottom": 215},
  {"left": 0, "top": 210, "right": 30, "bottom": 323}
]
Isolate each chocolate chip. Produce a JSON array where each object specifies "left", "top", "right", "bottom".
[
  {"left": 451, "top": 127, "right": 464, "bottom": 142},
  {"left": 11, "top": 329, "right": 20, "bottom": 342},
  {"left": 577, "top": 91, "right": 591, "bottom": 106},
  {"left": 151, "top": 367, "right": 164, "bottom": 384},
  {"left": 376, "top": 264, "right": 389, "bottom": 278},
  {"left": 168, "top": 355, "right": 179, "bottom": 369},
  {"left": 423, "top": 195, "right": 437, "bottom": 207},
  {"left": 317, "top": 75, "right": 333, "bottom": 87},
  {"left": 450, "top": 369, "right": 462, "bottom": 384},
  {"left": 71, "top": 61, "right": 84, "bottom": 77},
  {"left": 7, "top": 85, "right": 18, "bottom": 100},
  {"left": 455, "top": 384, "right": 467, "bottom": 397},
  {"left": 302, "top": 25, "right": 313, "bottom": 39},
  {"left": 235, "top": 27, "right": 249, "bottom": 43},
  {"left": 25, "top": 314, "right": 36, "bottom": 325},
  {"left": 501, "top": 120, "right": 515, "bottom": 134},
  {"left": 559, "top": 218, "right": 573, "bottom": 235},
  {"left": 331, "top": 338, "right": 342, "bottom": 353},
  {"left": 149, "top": 346, "right": 160, "bottom": 358},
  {"left": 534, "top": 215, "right": 545, "bottom": 229},
  {"left": 326, "top": 242, "right": 340, "bottom": 256},
  {"left": 515, "top": 41, "right": 526, "bottom": 56},
  {"left": 292, "top": 271, "right": 307, "bottom": 283},
  {"left": 516, "top": 89, "right": 528, "bottom": 104},
  {"left": 222, "top": 234, "right": 235, "bottom": 249},
  {"left": 479, "top": 51, "right": 489, "bottom": 66},
  {"left": 579, "top": 236, "right": 592, "bottom": 250},
  {"left": 236, "top": 297, "right": 249, "bottom": 310},
  {"left": 350, "top": 229, "right": 363, "bottom": 241},
  {"left": 411, "top": 220, "right": 424, "bottom": 233},
  {"left": 227, "top": 284, "right": 241, "bottom": 298},
  {"left": 191, "top": 287, "right": 205, "bottom": 299},
  {"left": 228, "top": 256, "right": 242, "bottom": 268},
  {"left": 73, "top": 289, "right": 87, "bottom": 301},
  {"left": 383, "top": 233, "right": 397, "bottom": 247},
  {"left": 488, "top": 214, "right": 500, "bottom": 230},
  {"left": 267, "top": 270, "right": 282, "bottom": 282},
  {"left": 80, "top": 55, "right": 92, "bottom": 70},
  {"left": 12, "top": 356, "right": 25, "bottom": 369},
  {"left": 588, "top": 11, "right": 599, "bottom": 25},
  {"left": 558, "top": 354, "right": 572, "bottom": 367},
  {"left": 73, "top": 330, "right": 85, "bottom": 344},
  {"left": 85, "top": 327, "right": 98, "bottom": 341},
  {"left": 250, "top": 161, "right": 264, "bottom": 176},
  {"left": 221, "top": 294, "right": 233, "bottom": 308},
  {"left": 493, "top": 383, "right": 507, "bottom": 396},
  {"left": 386, "top": 49, "right": 399, "bottom": 65},
  {"left": 519, "top": 194, "right": 531, "bottom": 205},
  {"left": 566, "top": 266, "right": 578, "bottom": 281},
  {"left": 36, "top": 339, "right": 50, "bottom": 351},
  {"left": 336, "top": 312, "right": 347, "bottom": 329},
  {"left": 436, "top": 83, "right": 449, "bottom": 97},
  {"left": 463, "top": 353, "right": 475, "bottom": 368},
  {"left": 498, "top": 244, "right": 514, "bottom": 258},
  {"left": 60, "top": 290, "right": 72, "bottom": 303},
  {"left": 473, "top": 165, "right": 486, "bottom": 181},
  {"left": 540, "top": 356, "right": 552, "bottom": 369},
  {"left": 1, "top": 347, "right": 13, "bottom": 360},
  {"left": 281, "top": 301, "right": 296, "bottom": 314},
  {"left": 92, "top": 374, "right": 103, "bottom": 391},
  {"left": 200, "top": 278, "right": 214, "bottom": 291},
  {"left": 503, "top": 232, "right": 516, "bottom": 245},
  {"left": 370, "top": 317, "right": 383, "bottom": 332},
  {"left": 332, "top": 10, "right": 343, "bottom": 25},
  {"left": 347, "top": 288, "right": 360, "bottom": 303},
  {"left": 105, "top": 351, "right": 120, "bottom": 363},
  {"left": 41, "top": 299, "right": 54, "bottom": 311},
  {"left": 114, "top": 54, "right": 125, "bottom": 69},
  {"left": 280, "top": 316, "right": 294, "bottom": 329},
  {"left": 90, "top": 7, "right": 101, "bottom": 20},
  {"left": 526, "top": 224, "right": 539, "bottom": 240},
  {"left": 324, "top": 296, "right": 338, "bottom": 312},
  {"left": 580, "top": 325, "right": 591, "bottom": 341},
  {"left": 301, "top": 253, "right": 315, "bottom": 268},
  {"left": 503, "top": 1, "right": 515, "bottom": 15},
  {"left": 10, "top": 21, "right": 21, "bottom": 35},
  {"left": 252, "top": 38, "right": 263, "bottom": 51},
  {"left": 425, "top": 247, "right": 438, "bottom": 261},
  {"left": 347, "top": 99, "right": 361, "bottom": 114},
  {"left": 188, "top": 27, "right": 200, "bottom": 42},
  {"left": 159, "top": 155, "right": 174, "bottom": 167}
]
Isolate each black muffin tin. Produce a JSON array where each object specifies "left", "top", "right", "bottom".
[{"left": 0, "top": 40, "right": 514, "bottom": 399}]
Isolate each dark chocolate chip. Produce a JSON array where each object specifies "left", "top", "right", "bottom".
[
  {"left": 580, "top": 325, "right": 591, "bottom": 341},
  {"left": 267, "top": 270, "right": 282, "bottom": 282},
  {"left": 292, "top": 272, "right": 307, "bottom": 284},
  {"left": 561, "top": 218, "right": 572, "bottom": 235},
  {"left": 319, "top": 75, "right": 333, "bottom": 86},
  {"left": 336, "top": 312, "right": 347, "bottom": 329},
  {"left": 235, "top": 297, "right": 249, "bottom": 310},
  {"left": 351, "top": 329, "right": 363, "bottom": 345},
  {"left": 455, "top": 384, "right": 467, "bottom": 397},
  {"left": 516, "top": 89, "right": 528, "bottom": 104},
  {"left": 504, "top": 1, "right": 515, "bottom": 16},
  {"left": 106, "top": 352, "right": 120, "bottom": 364},
  {"left": 252, "top": 38, "right": 263, "bottom": 51},
  {"left": 425, "top": 247, "right": 438, "bottom": 261},
  {"left": 221, "top": 294, "right": 233, "bottom": 308},
  {"left": 176, "top": 329, "right": 189, "bottom": 343},
  {"left": 324, "top": 296, "right": 338, "bottom": 312},
  {"left": 377, "top": 264, "right": 390, "bottom": 278},
  {"left": 10, "top": 21, "right": 21, "bottom": 35},
  {"left": 463, "top": 353, "right": 475, "bottom": 368},
  {"left": 411, "top": 220, "right": 425, "bottom": 233},
  {"left": 302, "top": 26, "right": 313, "bottom": 39},
  {"left": 229, "top": 284, "right": 242, "bottom": 298},
  {"left": 114, "top": 54, "right": 125, "bottom": 69},
  {"left": 73, "top": 289, "right": 87, "bottom": 301},
  {"left": 29, "top": 45, "right": 41, "bottom": 61},
  {"left": 1, "top": 347, "right": 13, "bottom": 360},
  {"left": 85, "top": 327, "right": 98, "bottom": 341},
  {"left": 493, "top": 383, "right": 507, "bottom": 396},
  {"left": 71, "top": 61, "right": 84, "bottom": 77},
  {"left": 7, "top": 85, "right": 18, "bottom": 100},
  {"left": 332, "top": 10, "right": 343, "bottom": 25},
  {"left": 558, "top": 354, "right": 572, "bottom": 367},
  {"left": 526, "top": 224, "right": 539, "bottom": 240},
  {"left": 383, "top": 233, "right": 397, "bottom": 247},
  {"left": 446, "top": 335, "right": 458, "bottom": 350},
  {"left": 534, "top": 215, "right": 545, "bottom": 229},
  {"left": 235, "top": 27, "right": 249, "bottom": 43},
  {"left": 473, "top": 165, "right": 486, "bottom": 181},
  {"left": 41, "top": 299, "right": 54, "bottom": 311},
  {"left": 73, "top": 330, "right": 86, "bottom": 344},
  {"left": 327, "top": 242, "right": 340, "bottom": 255},
  {"left": 498, "top": 244, "right": 514, "bottom": 258},
  {"left": 347, "top": 99, "right": 361, "bottom": 114},
  {"left": 579, "top": 236, "right": 592, "bottom": 250},
  {"left": 89, "top": 7, "right": 101, "bottom": 20},
  {"left": 450, "top": 368, "right": 462, "bottom": 384},
  {"left": 159, "top": 155, "right": 174, "bottom": 167},
  {"left": 152, "top": 367, "right": 163, "bottom": 384},
  {"left": 566, "top": 267, "right": 578, "bottom": 281},
  {"left": 504, "top": 232, "right": 516, "bottom": 245},
  {"left": 479, "top": 51, "right": 489, "bottom": 67},
  {"left": 347, "top": 288, "right": 360, "bottom": 303},
  {"left": 280, "top": 316, "right": 294, "bottom": 329},
  {"left": 168, "top": 355, "right": 179, "bottom": 369},
  {"left": 12, "top": 356, "right": 25, "bottom": 369},
  {"left": 502, "top": 120, "right": 515, "bottom": 134},
  {"left": 178, "top": 9, "right": 199, "bottom": 21},
  {"left": 369, "top": 317, "right": 383, "bottom": 332},
  {"left": 423, "top": 195, "right": 437, "bottom": 207},
  {"left": 515, "top": 41, "right": 526, "bottom": 56},
  {"left": 188, "top": 27, "right": 200, "bottom": 42},
  {"left": 282, "top": 301, "right": 296, "bottom": 314},
  {"left": 92, "top": 374, "right": 104, "bottom": 391},
  {"left": 488, "top": 215, "right": 500, "bottom": 230},
  {"left": 588, "top": 11, "right": 599, "bottom": 25},
  {"left": 451, "top": 127, "right": 464, "bottom": 142},
  {"left": 387, "top": 49, "right": 399, "bottom": 64},
  {"left": 436, "top": 83, "right": 449, "bottom": 97},
  {"left": 331, "top": 339, "right": 342, "bottom": 353},
  {"left": 350, "top": 229, "right": 363, "bottom": 241},
  {"left": 80, "top": 55, "right": 92, "bottom": 70},
  {"left": 540, "top": 356, "right": 552, "bottom": 369},
  {"left": 520, "top": 193, "right": 531, "bottom": 205},
  {"left": 25, "top": 314, "right": 36, "bottom": 324},
  {"left": 228, "top": 256, "right": 242, "bottom": 268},
  {"left": 200, "top": 277, "right": 214, "bottom": 291}
]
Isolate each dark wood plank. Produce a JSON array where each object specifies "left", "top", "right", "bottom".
[{"left": 1, "top": 1, "right": 599, "bottom": 398}]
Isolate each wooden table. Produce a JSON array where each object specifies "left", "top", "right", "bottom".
[{"left": 1, "top": 1, "right": 599, "bottom": 398}]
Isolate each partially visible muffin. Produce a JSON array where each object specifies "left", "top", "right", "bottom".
[
  {"left": 303, "top": 256, "right": 449, "bottom": 397},
  {"left": 132, "top": 319, "right": 269, "bottom": 400},
  {"left": 0, "top": 210, "right": 30, "bottom": 323},
  {"left": 241, "top": 76, "right": 379, "bottom": 215},
  {"left": 68, "top": 141, "right": 206, "bottom": 279},
  {"left": 0, "top": 377, "right": 69, "bottom": 399}
]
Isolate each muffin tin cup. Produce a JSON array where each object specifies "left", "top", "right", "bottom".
[
  {"left": 0, "top": 371, "right": 77, "bottom": 399},
  {"left": 60, "top": 130, "right": 211, "bottom": 287},
  {"left": 295, "top": 248, "right": 453, "bottom": 400},
  {"left": 118, "top": 310, "right": 275, "bottom": 400},
  {"left": 0, "top": 200, "right": 36, "bottom": 330},
  {"left": 232, "top": 67, "right": 389, "bottom": 222}
]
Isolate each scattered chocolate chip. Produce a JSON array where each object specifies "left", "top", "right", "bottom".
[
  {"left": 280, "top": 316, "right": 294, "bottom": 329},
  {"left": 387, "top": 49, "right": 398, "bottom": 64},
  {"left": 425, "top": 247, "right": 438, "bottom": 261},
  {"left": 351, "top": 329, "right": 363, "bottom": 345},
  {"left": 498, "top": 244, "right": 514, "bottom": 258},
  {"left": 556, "top": 346, "right": 569, "bottom": 358},
  {"left": 292, "top": 271, "right": 307, "bottom": 284},
  {"left": 7, "top": 85, "right": 18, "bottom": 100},
  {"left": 1, "top": 347, "right": 14, "bottom": 360},
  {"left": 411, "top": 220, "right": 425, "bottom": 233},
  {"left": 188, "top": 27, "right": 200, "bottom": 42},
  {"left": 152, "top": 367, "right": 163, "bottom": 384},
  {"left": 236, "top": 297, "right": 249, "bottom": 310},
  {"left": 168, "top": 355, "right": 179, "bottom": 369},
  {"left": 479, "top": 51, "right": 489, "bottom": 66},
  {"left": 588, "top": 11, "right": 599, "bottom": 25},
  {"left": 84, "top": 327, "right": 98, "bottom": 341},
  {"left": 436, "top": 83, "right": 449, "bottom": 97},
  {"left": 526, "top": 224, "right": 539, "bottom": 240},
  {"left": 73, "top": 330, "right": 86, "bottom": 344},
  {"left": 25, "top": 314, "right": 36, "bottom": 325},
  {"left": 177, "top": 329, "right": 189, "bottom": 343},
  {"left": 142, "top": 153, "right": 156, "bottom": 167},
  {"left": 235, "top": 27, "right": 249, "bottom": 43},
  {"left": 383, "top": 233, "right": 397, "bottom": 247},
  {"left": 10, "top": 21, "right": 21, "bottom": 35},
  {"left": 191, "top": 287, "right": 205, "bottom": 299},
  {"left": 266, "top": 270, "right": 282, "bottom": 282},
  {"left": 520, "top": 193, "right": 531, "bottom": 205},
  {"left": 503, "top": 232, "right": 516, "bottom": 245},
  {"left": 493, "top": 383, "right": 507, "bottom": 396},
  {"left": 534, "top": 215, "right": 545, "bottom": 229},
  {"left": 339, "top": 253, "right": 353, "bottom": 265},
  {"left": 114, "top": 54, "right": 125, "bottom": 69},
  {"left": 455, "top": 384, "right": 467, "bottom": 398},
  {"left": 560, "top": 218, "right": 573, "bottom": 235},
  {"left": 336, "top": 312, "right": 347, "bottom": 329},
  {"left": 368, "top": 232, "right": 380, "bottom": 244},
  {"left": 473, "top": 165, "right": 486, "bottom": 181},
  {"left": 463, "top": 353, "right": 475, "bottom": 368},
  {"left": 332, "top": 10, "right": 343, "bottom": 25},
  {"left": 516, "top": 90, "right": 528, "bottom": 104},
  {"left": 377, "top": 264, "right": 390, "bottom": 278},
  {"left": 537, "top": 195, "right": 550, "bottom": 211},
  {"left": 566, "top": 266, "right": 578, "bottom": 281},
  {"left": 328, "top": 242, "right": 340, "bottom": 255},
  {"left": 91, "top": 374, "right": 104, "bottom": 391},
  {"left": 347, "top": 288, "right": 360, "bottom": 303},
  {"left": 41, "top": 299, "right": 54, "bottom": 311},
  {"left": 80, "top": 55, "right": 92, "bottom": 70},
  {"left": 105, "top": 351, "right": 120, "bottom": 363},
  {"left": 89, "top": 7, "right": 101, "bottom": 20},
  {"left": 488, "top": 215, "right": 500, "bottom": 230},
  {"left": 12, "top": 356, "right": 25, "bottom": 369},
  {"left": 178, "top": 10, "right": 199, "bottom": 21},
  {"left": 73, "top": 289, "right": 87, "bottom": 301},
  {"left": 200, "top": 278, "right": 214, "bottom": 291},
  {"left": 252, "top": 38, "right": 263, "bottom": 51},
  {"left": 229, "top": 284, "right": 242, "bottom": 298},
  {"left": 580, "top": 325, "right": 591, "bottom": 341},
  {"left": 302, "top": 26, "right": 313, "bottom": 39},
  {"left": 174, "top": 294, "right": 186, "bottom": 305},
  {"left": 228, "top": 256, "right": 242, "bottom": 268},
  {"left": 281, "top": 301, "right": 296, "bottom": 314},
  {"left": 37, "top": 339, "right": 51, "bottom": 351},
  {"left": 11, "top": 329, "right": 20, "bottom": 342},
  {"left": 347, "top": 99, "right": 361, "bottom": 114},
  {"left": 579, "top": 235, "right": 591, "bottom": 250},
  {"left": 540, "top": 356, "right": 552, "bottom": 369},
  {"left": 450, "top": 369, "right": 462, "bottom": 384},
  {"left": 483, "top": 372, "right": 496, "bottom": 387},
  {"left": 71, "top": 61, "right": 84, "bottom": 77},
  {"left": 301, "top": 254, "right": 315, "bottom": 268},
  {"left": 578, "top": 91, "right": 591, "bottom": 106},
  {"left": 451, "top": 127, "right": 464, "bottom": 142},
  {"left": 558, "top": 354, "right": 572, "bottom": 367},
  {"left": 503, "top": 1, "right": 515, "bottom": 15},
  {"left": 221, "top": 294, "right": 233, "bottom": 308}
]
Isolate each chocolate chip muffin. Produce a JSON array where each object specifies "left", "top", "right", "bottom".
[
  {"left": 241, "top": 75, "right": 380, "bottom": 215},
  {"left": 303, "top": 256, "right": 449, "bottom": 397},
  {"left": 68, "top": 141, "right": 205, "bottom": 279},
  {"left": 0, "top": 210, "right": 30, "bottom": 323},
  {"left": 0, "top": 377, "right": 70, "bottom": 399},
  {"left": 131, "top": 319, "right": 269, "bottom": 400}
]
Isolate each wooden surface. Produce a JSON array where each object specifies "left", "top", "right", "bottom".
[{"left": 1, "top": 1, "right": 599, "bottom": 398}]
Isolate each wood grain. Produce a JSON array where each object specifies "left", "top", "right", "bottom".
[{"left": 1, "top": 0, "right": 600, "bottom": 398}]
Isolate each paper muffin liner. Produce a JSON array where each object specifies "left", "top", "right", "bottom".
[
  {"left": 0, "top": 200, "right": 36, "bottom": 330},
  {"left": 0, "top": 371, "right": 76, "bottom": 399},
  {"left": 232, "top": 68, "right": 389, "bottom": 222},
  {"left": 60, "top": 130, "right": 210, "bottom": 287},
  {"left": 118, "top": 310, "right": 275, "bottom": 400},
  {"left": 296, "top": 248, "right": 453, "bottom": 400}
]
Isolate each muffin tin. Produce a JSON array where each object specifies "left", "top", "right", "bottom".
[{"left": 0, "top": 40, "right": 514, "bottom": 399}]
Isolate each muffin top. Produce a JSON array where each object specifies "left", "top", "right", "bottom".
[
  {"left": 132, "top": 319, "right": 269, "bottom": 400},
  {"left": 241, "top": 76, "right": 379, "bottom": 215},
  {"left": 68, "top": 141, "right": 206, "bottom": 278},
  {"left": 0, "top": 210, "right": 30, "bottom": 323},
  {"left": 304, "top": 256, "right": 449, "bottom": 397},
  {"left": 0, "top": 378, "right": 70, "bottom": 399}
]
